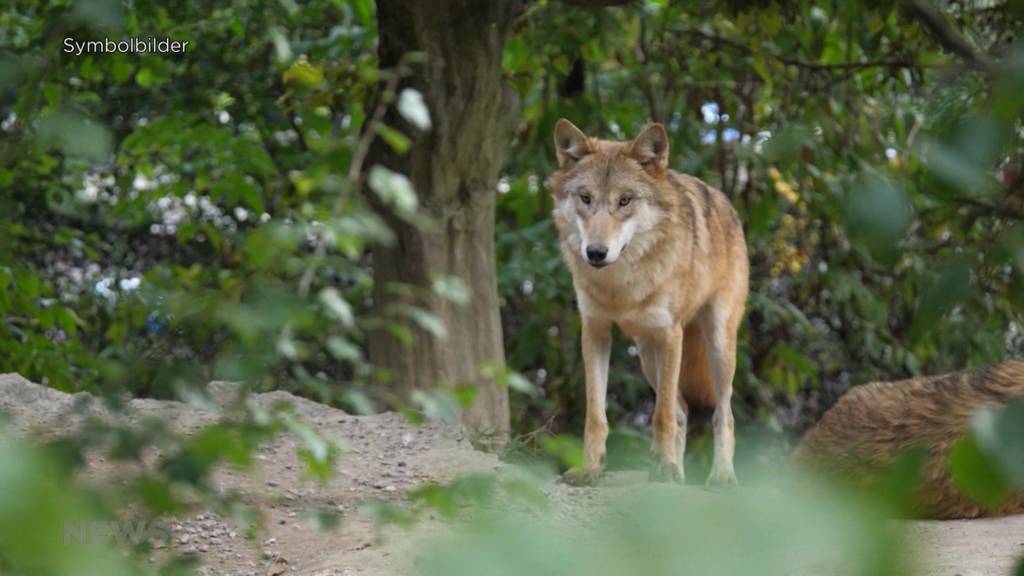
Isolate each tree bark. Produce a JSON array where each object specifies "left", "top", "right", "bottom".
[{"left": 368, "top": 0, "right": 522, "bottom": 443}]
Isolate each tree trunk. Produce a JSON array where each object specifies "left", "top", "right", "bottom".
[{"left": 367, "top": 0, "right": 521, "bottom": 443}]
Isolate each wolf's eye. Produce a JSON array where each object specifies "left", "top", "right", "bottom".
[
  {"left": 580, "top": 193, "right": 592, "bottom": 205},
  {"left": 618, "top": 196, "right": 633, "bottom": 207}
]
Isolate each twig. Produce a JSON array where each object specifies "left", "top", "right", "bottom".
[
  {"left": 297, "top": 72, "right": 402, "bottom": 299},
  {"left": 683, "top": 27, "right": 936, "bottom": 72},
  {"left": 515, "top": 409, "right": 561, "bottom": 449},
  {"left": 904, "top": 0, "right": 995, "bottom": 73},
  {"left": 950, "top": 195, "right": 1024, "bottom": 221},
  {"left": 347, "top": 74, "right": 402, "bottom": 185}
]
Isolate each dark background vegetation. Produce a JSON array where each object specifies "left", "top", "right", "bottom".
[
  {"left": 4, "top": 0, "right": 1023, "bottom": 442},
  {"left": 2, "top": 1, "right": 1024, "bottom": 575}
]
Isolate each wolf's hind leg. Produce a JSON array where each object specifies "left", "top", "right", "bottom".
[{"left": 699, "top": 306, "right": 739, "bottom": 487}]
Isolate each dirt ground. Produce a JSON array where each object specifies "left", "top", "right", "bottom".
[{"left": 0, "top": 372, "right": 1021, "bottom": 576}]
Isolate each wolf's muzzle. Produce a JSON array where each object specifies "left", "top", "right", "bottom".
[{"left": 586, "top": 245, "right": 608, "bottom": 267}]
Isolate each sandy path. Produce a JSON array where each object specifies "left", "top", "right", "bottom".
[
  {"left": 909, "top": 515, "right": 1024, "bottom": 576},
  {"left": 0, "top": 373, "right": 1020, "bottom": 576}
]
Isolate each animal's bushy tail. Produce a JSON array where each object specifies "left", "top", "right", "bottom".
[
  {"left": 680, "top": 322, "right": 717, "bottom": 409},
  {"left": 796, "top": 360, "right": 1024, "bottom": 519}
]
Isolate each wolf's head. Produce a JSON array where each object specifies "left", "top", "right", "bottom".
[{"left": 548, "top": 119, "right": 671, "bottom": 269}]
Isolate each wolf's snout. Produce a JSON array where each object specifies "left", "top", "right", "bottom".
[{"left": 586, "top": 245, "right": 609, "bottom": 267}]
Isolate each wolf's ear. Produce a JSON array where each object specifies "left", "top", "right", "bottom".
[
  {"left": 629, "top": 123, "right": 670, "bottom": 171},
  {"left": 554, "top": 119, "right": 593, "bottom": 168}
]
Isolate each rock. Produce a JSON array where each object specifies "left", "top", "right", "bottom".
[{"left": 266, "top": 556, "right": 288, "bottom": 576}]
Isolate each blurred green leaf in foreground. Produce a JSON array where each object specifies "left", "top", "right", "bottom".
[{"left": 417, "top": 470, "right": 909, "bottom": 576}]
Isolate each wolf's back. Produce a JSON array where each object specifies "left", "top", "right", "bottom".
[{"left": 795, "top": 360, "right": 1024, "bottom": 519}]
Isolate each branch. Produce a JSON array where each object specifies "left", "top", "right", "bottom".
[
  {"left": 297, "top": 72, "right": 402, "bottom": 299},
  {"left": 684, "top": 28, "right": 934, "bottom": 72},
  {"left": 950, "top": 195, "right": 1024, "bottom": 221},
  {"left": 904, "top": 0, "right": 995, "bottom": 73}
]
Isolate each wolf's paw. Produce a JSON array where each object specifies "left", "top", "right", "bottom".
[
  {"left": 562, "top": 466, "right": 603, "bottom": 487},
  {"left": 705, "top": 466, "right": 738, "bottom": 489},
  {"left": 648, "top": 459, "right": 684, "bottom": 484}
]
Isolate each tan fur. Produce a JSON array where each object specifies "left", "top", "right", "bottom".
[
  {"left": 795, "top": 360, "right": 1024, "bottom": 519},
  {"left": 681, "top": 322, "right": 717, "bottom": 409},
  {"left": 550, "top": 119, "right": 749, "bottom": 486}
]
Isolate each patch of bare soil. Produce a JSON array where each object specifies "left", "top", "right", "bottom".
[{"left": 0, "top": 373, "right": 1020, "bottom": 576}]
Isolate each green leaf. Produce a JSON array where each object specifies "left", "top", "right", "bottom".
[
  {"left": 136, "top": 67, "right": 155, "bottom": 88},
  {"left": 319, "top": 288, "right": 354, "bottom": 327},
  {"left": 368, "top": 165, "right": 418, "bottom": 217},
  {"left": 269, "top": 26, "right": 292, "bottom": 62},
  {"left": 374, "top": 124, "right": 411, "bottom": 154},
  {"left": 844, "top": 171, "right": 912, "bottom": 263},
  {"left": 283, "top": 59, "right": 324, "bottom": 87},
  {"left": 326, "top": 336, "right": 362, "bottom": 362},
  {"left": 540, "top": 435, "right": 583, "bottom": 470},
  {"left": 351, "top": 0, "right": 374, "bottom": 25},
  {"left": 948, "top": 434, "right": 1011, "bottom": 511},
  {"left": 411, "top": 389, "right": 461, "bottom": 423},
  {"left": 133, "top": 475, "right": 183, "bottom": 514},
  {"left": 35, "top": 111, "right": 112, "bottom": 161},
  {"left": 283, "top": 415, "right": 336, "bottom": 481},
  {"left": 762, "top": 124, "right": 812, "bottom": 163},
  {"left": 397, "top": 88, "right": 431, "bottom": 131},
  {"left": 909, "top": 261, "right": 971, "bottom": 343},
  {"left": 432, "top": 275, "right": 470, "bottom": 305},
  {"left": 71, "top": 0, "right": 124, "bottom": 31},
  {"left": 972, "top": 402, "right": 1024, "bottom": 488},
  {"left": 305, "top": 510, "right": 340, "bottom": 532},
  {"left": 340, "top": 390, "right": 374, "bottom": 415},
  {"left": 358, "top": 500, "right": 415, "bottom": 527},
  {"left": 399, "top": 305, "right": 447, "bottom": 339}
]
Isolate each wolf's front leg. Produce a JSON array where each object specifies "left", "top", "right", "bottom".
[
  {"left": 700, "top": 309, "right": 739, "bottom": 487},
  {"left": 563, "top": 316, "right": 611, "bottom": 486},
  {"left": 637, "top": 336, "right": 687, "bottom": 483},
  {"left": 649, "top": 323, "right": 684, "bottom": 483}
]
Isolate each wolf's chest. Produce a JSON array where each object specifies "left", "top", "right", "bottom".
[
  {"left": 616, "top": 305, "right": 676, "bottom": 337},
  {"left": 576, "top": 286, "right": 677, "bottom": 335}
]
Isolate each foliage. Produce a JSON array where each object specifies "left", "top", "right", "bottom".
[
  {"left": 4, "top": 0, "right": 1022, "bottom": 456},
  {"left": 949, "top": 399, "right": 1024, "bottom": 512},
  {"left": 1, "top": 0, "right": 1024, "bottom": 573},
  {"left": 0, "top": 0, "right": 430, "bottom": 409},
  {"left": 496, "top": 0, "right": 1024, "bottom": 439},
  {"left": 417, "top": 471, "right": 910, "bottom": 576},
  {"left": 1, "top": 1, "right": 425, "bottom": 573}
]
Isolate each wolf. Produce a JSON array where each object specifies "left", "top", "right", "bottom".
[
  {"left": 795, "top": 360, "right": 1024, "bottom": 519},
  {"left": 548, "top": 119, "right": 749, "bottom": 486}
]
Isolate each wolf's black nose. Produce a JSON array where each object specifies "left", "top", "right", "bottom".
[{"left": 586, "top": 245, "right": 608, "bottom": 264}]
